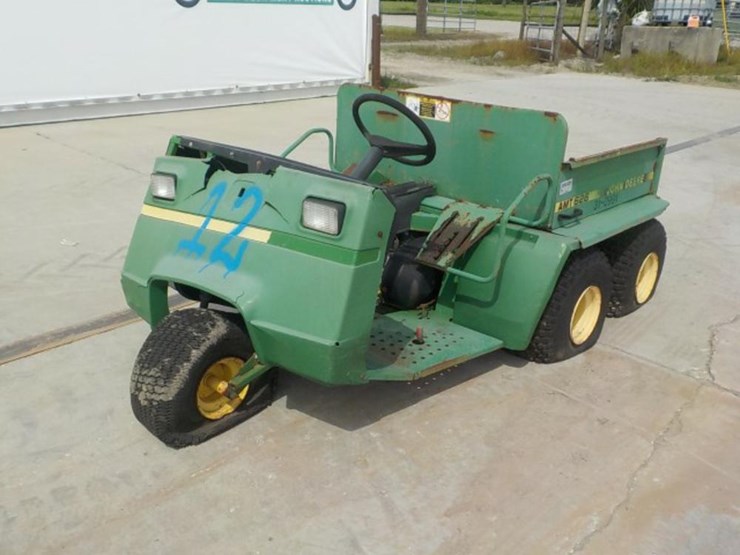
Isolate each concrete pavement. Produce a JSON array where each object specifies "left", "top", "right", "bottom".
[{"left": 1, "top": 67, "right": 739, "bottom": 554}]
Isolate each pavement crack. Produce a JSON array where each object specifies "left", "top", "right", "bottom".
[
  {"left": 665, "top": 124, "right": 740, "bottom": 155},
  {"left": 706, "top": 381, "right": 740, "bottom": 400},
  {"left": 0, "top": 295, "right": 193, "bottom": 366},
  {"left": 599, "top": 341, "right": 740, "bottom": 400},
  {"left": 600, "top": 343, "right": 679, "bottom": 374},
  {"left": 568, "top": 383, "right": 703, "bottom": 554},
  {"left": 34, "top": 131, "right": 147, "bottom": 176},
  {"left": 704, "top": 314, "right": 740, "bottom": 386}
]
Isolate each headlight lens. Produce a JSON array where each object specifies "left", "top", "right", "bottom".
[
  {"left": 302, "top": 198, "right": 345, "bottom": 236},
  {"left": 150, "top": 173, "right": 177, "bottom": 200}
]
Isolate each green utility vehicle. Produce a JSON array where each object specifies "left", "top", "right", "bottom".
[{"left": 122, "top": 85, "right": 668, "bottom": 447}]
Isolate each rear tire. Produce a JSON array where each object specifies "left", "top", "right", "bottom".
[
  {"left": 130, "top": 308, "right": 275, "bottom": 448},
  {"left": 520, "top": 249, "right": 612, "bottom": 363},
  {"left": 603, "top": 219, "right": 666, "bottom": 318}
]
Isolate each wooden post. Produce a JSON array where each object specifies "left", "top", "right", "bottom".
[
  {"left": 416, "top": 0, "right": 428, "bottom": 37},
  {"left": 597, "top": 0, "right": 608, "bottom": 61},
  {"left": 371, "top": 14, "right": 381, "bottom": 88},
  {"left": 552, "top": 0, "right": 565, "bottom": 63},
  {"left": 519, "top": 0, "right": 529, "bottom": 41},
  {"left": 577, "top": 0, "right": 593, "bottom": 56}
]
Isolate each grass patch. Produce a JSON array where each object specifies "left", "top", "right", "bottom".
[
  {"left": 397, "top": 38, "right": 539, "bottom": 66},
  {"left": 381, "top": 1, "right": 594, "bottom": 26},
  {"left": 602, "top": 49, "right": 740, "bottom": 81},
  {"left": 380, "top": 74, "right": 418, "bottom": 89},
  {"left": 382, "top": 25, "right": 483, "bottom": 42}
]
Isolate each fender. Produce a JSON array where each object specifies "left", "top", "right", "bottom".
[{"left": 453, "top": 225, "right": 581, "bottom": 350}]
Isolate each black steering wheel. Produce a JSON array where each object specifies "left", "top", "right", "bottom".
[{"left": 350, "top": 93, "right": 436, "bottom": 180}]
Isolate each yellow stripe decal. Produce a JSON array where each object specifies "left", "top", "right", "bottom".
[
  {"left": 554, "top": 171, "right": 655, "bottom": 213},
  {"left": 140, "top": 205, "right": 272, "bottom": 244}
]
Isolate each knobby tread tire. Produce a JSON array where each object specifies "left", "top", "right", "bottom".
[
  {"left": 520, "top": 248, "right": 612, "bottom": 363},
  {"left": 602, "top": 219, "right": 666, "bottom": 318},
  {"left": 130, "top": 308, "right": 275, "bottom": 449}
]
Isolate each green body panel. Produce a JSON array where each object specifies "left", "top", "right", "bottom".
[
  {"left": 452, "top": 225, "right": 580, "bottom": 350},
  {"left": 148, "top": 161, "right": 387, "bottom": 253},
  {"left": 335, "top": 85, "right": 568, "bottom": 225},
  {"left": 122, "top": 163, "right": 396, "bottom": 385},
  {"left": 122, "top": 84, "right": 670, "bottom": 385}
]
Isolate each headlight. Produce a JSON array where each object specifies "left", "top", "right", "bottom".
[
  {"left": 302, "top": 198, "right": 345, "bottom": 236},
  {"left": 150, "top": 173, "right": 177, "bottom": 200}
]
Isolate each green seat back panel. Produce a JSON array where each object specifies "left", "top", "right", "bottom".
[{"left": 335, "top": 84, "right": 569, "bottom": 224}]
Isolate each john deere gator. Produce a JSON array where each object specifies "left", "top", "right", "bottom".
[{"left": 122, "top": 85, "right": 668, "bottom": 447}]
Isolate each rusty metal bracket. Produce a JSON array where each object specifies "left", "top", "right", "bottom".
[{"left": 416, "top": 204, "right": 502, "bottom": 269}]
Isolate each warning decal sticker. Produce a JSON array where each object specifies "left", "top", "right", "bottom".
[{"left": 404, "top": 95, "right": 452, "bottom": 123}]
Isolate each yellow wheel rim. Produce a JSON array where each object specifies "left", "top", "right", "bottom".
[
  {"left": 570, "top": 285, "right": 602, "bottom": 346},
  {"left": 196, "top": 357, "right": 249, "bottom": 420},
  {"left": 635, "top": 252, "right": 659, "bottom": 305}
]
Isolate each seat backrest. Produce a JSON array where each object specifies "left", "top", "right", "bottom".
[{"left": 335, "top": 84, "right": 569, "bottom": 223}]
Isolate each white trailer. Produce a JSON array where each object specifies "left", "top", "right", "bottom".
[{"left": 0, "top": 0, "right": 377, "bottom": 127}]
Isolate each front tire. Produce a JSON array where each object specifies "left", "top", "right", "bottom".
[
  {"left": 520, "top": 249, "right": 612, "bottom": 363},
  {"left": 130, "top": 308, "right": 274, "bottom": 448}
]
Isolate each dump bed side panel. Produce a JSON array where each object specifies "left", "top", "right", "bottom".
[
  {"left": 553, "top": 195, "right": 669, "bottom": 248},
  {"left": 551, "top": 138, "right": 667, "bottom": 229}
]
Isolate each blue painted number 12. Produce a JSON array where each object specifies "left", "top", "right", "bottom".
[{"left": 177, "top": 181, "right": 264, "bottom": 276}]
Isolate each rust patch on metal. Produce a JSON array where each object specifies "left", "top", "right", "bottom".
[
  {"left": 415, "top": 354, "right": 473, "bottom": 379},
  {"left": 479, "top": 129, "right": 495, "bottom": 140},
  {"left": 417, "top": 212, "right": 484, "bottom": 267},
  {"left": 564, "top": 137, "right": 668, "bottom": 169},
  {"left": 544, "top": 111, "right": 559, "bottom": 122},
  {"left": 377, "top": 110, "right": 399, "bottom": 121},
  {"left": 458, "top": 220, "right": 496, "bottom": 253}
]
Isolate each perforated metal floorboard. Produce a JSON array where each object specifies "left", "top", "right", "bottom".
[{"left": 364, "top": 310, "right": 503, "bottom": 381}]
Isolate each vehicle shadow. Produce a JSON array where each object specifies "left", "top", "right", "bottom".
[{"left": 273, "top": 349, "right": 527, "bottom": 432}]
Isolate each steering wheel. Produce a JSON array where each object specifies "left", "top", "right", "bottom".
[{"left": 349, "top": 93, "right": 436, "bottom": 180}]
